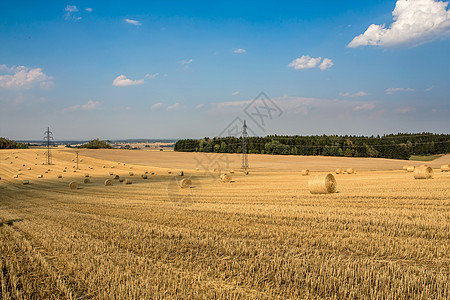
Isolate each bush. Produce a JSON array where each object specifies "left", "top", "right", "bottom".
[{"left": 78, "top": 139, "right": 112, "bottom": 149}]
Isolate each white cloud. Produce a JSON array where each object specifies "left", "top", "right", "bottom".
[
  {"left": 319, "top": 58, "right": 334, "bottom": 70},
  {"left": 151, "top": 102, "right": 162, "bottom": 109},
  {"left": 144, "top": 73, "right": 159, "bottom": 79},
  {"left": 112, "top": 75, "right": 144, "bottom": 87},
  {"left": 288, "top": 55, "right": 333, "bottom": 70},
  {"left": 64, "top": 5, "right": 81, "bottom": 20},
  {"left": 85, "top": 8, "right": 93, "bottom": 12},
  {"left": 385, "top": 87, "right": 414, "bottom": 95},
  {"left": 234, "top": 48, "right": 246, "bottom": 54},
  {"left": 167, "top": 103, "right": 180, "bottom": 110},
  {"left": 353, "top": 103, "right": 375, "bottom": 111},
  {"left": 425, "top": 86, "right": 434, "bottom": 91},
  {"left": 348, "top": 0, "right": 450, "bottom": 48},
  {"left": 288, "top": 55, "right": 322, "bottom": 70},
  {"left": 341, "top": 91, "right": 369, "bottom": 97},
  {"left": 125, "top": 19, "right": 141, "bottom": 26},
  {"left": 196, "top": 104, "right": 204, "bottom": 109},
  {"left": 64, "top": 100, "right": 100, "bottom": 112},
  {"left": 232, "top": 91, "right": 240, "bottom": 96},
  {"left": 0, "top": 65, "right": 54, "bottom": 90},
  {"left": 180, "top": 58, "right": 193, "bottom": 65}
]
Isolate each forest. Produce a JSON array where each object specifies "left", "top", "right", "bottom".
[{"left": 174, "top": 133, "right": 450, "bottom": 160}]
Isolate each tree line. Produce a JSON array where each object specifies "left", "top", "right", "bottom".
[
  {"left": 174, "top": 133, "right": 450, "bottom": 160},
  {"left": 0, "top": 137, "right": 29, "bottom": 149}
]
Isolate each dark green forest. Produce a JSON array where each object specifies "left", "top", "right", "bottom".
[
  {"left": 175, "top": 133, "right": 450, "bottom": 160},
  {"left": 0, "top": 137, "right": 29, "bottom": 149},
  {"left": 78, "top": 138, "right": 112, "bottom": 149}
]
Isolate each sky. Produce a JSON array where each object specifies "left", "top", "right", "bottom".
[{"left": 0, "top": 0, "right": 449, "bottom": 140}]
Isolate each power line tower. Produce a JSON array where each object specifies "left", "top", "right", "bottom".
[
  {"left": 242, "top": 120, "right": 248, "bottom": 170},
  {"left": 43, "top": 127, "right": 53, "bottom": 165}
]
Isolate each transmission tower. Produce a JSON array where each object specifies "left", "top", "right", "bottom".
[
  {"left": 242, "top": 120, "right": 248, "bottom": 170},
  {"left": 43, "top": 127, "right": 53, "bottom": 165}
]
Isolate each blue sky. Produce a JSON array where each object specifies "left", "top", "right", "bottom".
[{"left": 0, "top": 0, "right": 449, "bottom": 140}]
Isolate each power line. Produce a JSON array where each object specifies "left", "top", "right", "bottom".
[
  {"left": 242, "top": 120, "right": 248, "bottom": 170},
  {"left": 43, "top": 127, "right": 53, "bottom": 165}
]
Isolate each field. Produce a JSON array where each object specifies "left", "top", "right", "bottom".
[{"left": 1, "top": 149, "right": 449, "bottom": 299}]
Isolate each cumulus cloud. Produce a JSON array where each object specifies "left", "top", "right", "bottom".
[
  {"left": 319, "top": 58, "right": 334, "bottom": 70},
  {"left": 112, "top": 75, "right": 144, "bottom": 87},
  {"left": 85, "top": 8, "right": 93, "bottom": 12},
  {"left": 167, "top": 103, "right": 180, "bottom": 110},
  {"left": 348, "top": 0, "right": 450, "bottom": 48},
  {"left": 151, "top": 102, "right": 162, "bottom": 109},
  {"left": 64, "top": 5, "right": 81, "bottom": 20},
  {"left": 353, "top": 103, "right": 375, "bottom": 111},
  {"left": 0, "top": 65, "right": 54, "bottom": 90},
  {"left": 64, "top": 100, "right": 100, "bottom": 112},
  {"left": 341, "top": 91, "right": 369, "bottom": 97},
  {"left": 196, "top": 104, "right": 204, "bottom": 109},
  {"left": 125, "top": 19, "right": 141, "bottom": 26},
  {"left": 234, "top": 48, "right": 246, "bottom": 53},
  {"left": 180, "top": 58, "right": 193, "bottom": 65},
  {"left": 232, "top": 91, "right": 240, "bottom": 95},
  {"left": 288, "top": 55, "right": 333, "bottom": 70},
  {"left": 145, "top": 73, "right": 159, "bottom": 79},
  {"left": 385, "top": 87, "right": 414, "bottom": 95}
]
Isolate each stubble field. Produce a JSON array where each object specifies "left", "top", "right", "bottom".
[{"left": 0, "top": 149, "right": 449, "bottom": 299}]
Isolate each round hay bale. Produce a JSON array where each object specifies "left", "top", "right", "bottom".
[
  {"left": 144, "top": 171, "right": 148, "bottom": 174},
  {"left": 22, "top": 164, "right": 25, "bottom": 167},
  {"left": 110, "top": 166, "right": 115, "bottom": 169},
  {"left": 195, "top": 168, "right": 199, "bottom": 171},
  {"left": 10, "top": 161, "right": 13, "bottom": 164},
  {"left": 18, "top": 169, "right": 22, "bottom": 171},
  {"left": 129, "top": 166, "right": 133, "bottom": 169},
  {"left": 104, "top": 179, "right": 113, "bottom": 186},
  {"left": 119, "top": 177, "right": 125, "bottom": 182},
  {"left": 102, "top": 165, "right": 106, "bottom": 168},
  {"left": 63, "top": 169, "right": 67, "bottom": 172},
  {"left": 84, "top": 178, "right": 91, "bottom": 184},
  {"left": 13, "top": 175, "right": 19, "bottom": 178},
  {"left": 44, "top": 171, "right": 48, "bottom": 174},
  {"left": 406, "top": 166, "right": 415, "bottom": 172},
  {"left": 168, "top": 171, "right": 172, "bottom": 174},
  {"left": 178, "top": 170, "right": 184, "bottom": 176},
  {"left": 402, "top": 165, "right": 409, "bottom": 170},
  {"left": 229, "top": 170, "right": 235, "bottom": 174},
  {"left": 27, "top": 167, "right": 31, "bottom": 170},
  {"left": 22, "top": 180, "right": 29, "bottom": 185},
  {"left": 414, "top": 166, "right": 433, "bottom": 179},
  {"left": 335, "top": 168, "right": 343, "bottom": 174},
  {"left": 85, "top": 174, "right": 89, "bottom": 177},
  {"left": 179, "top": 178, "right": 192, "bottom": 188},
  {"left": 141, "top": 174, "right": 148, "bottom": 179},
  {"left": 220, "top": 174, "right": 232, "bottom": 183},
  {"left": 114, "top": 175, "right": 120, "bottom": 180},
  {"left": 69, "top": 181, "right": 78, "bottom": 190},
  {"left": 64, "top": 166, "right": 68, "bottom": 169},
  {"left": 301, "top": 169, "right": 309, "bottom": 176},
  {"left": 123, "top": 178, "right": 132, "bottom": 185},
  {"left": 243, "top": 170, "right": 249, "bottom": 175},
  {"left": 308, "top": 173, "right": 337, "bottom": 194},
  {"left": 38, "top": 174, "right": 43, "bottom": 178},
  {"left": 440, "top": 164, "right": 450, "bottom": 172},
  {"left": 109, "top": 172, "right": 114, "bottom": 176},
  {"left": 346, "top": 168, "right": 356, "bottom": 174},
  {"left": 129, "top": 172, "right": 134, "bottom": 176},
  {"left": 57, "top": 174, "right": 62, "bottom": 178}
]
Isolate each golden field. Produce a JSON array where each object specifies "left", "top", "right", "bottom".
[{"left": 0, "top": 149, "right": 449, "bottom": 299}]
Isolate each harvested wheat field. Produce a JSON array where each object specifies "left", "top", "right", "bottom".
[{"left": 0, "top": 149, "right": 449, "bottom": 299}]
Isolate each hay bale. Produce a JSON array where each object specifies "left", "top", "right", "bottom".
[
  {"left": 114, "top": 175, "right": 120, "bottom": 180},
  {"left": 18, "top": 169, "right": 22, "bottom": 171},
  {"left": 102, "top": 165, "right": 106, "bottom": 168},
  {"left": 440, "top": 164, "right": 450, "bottom": 172},
  {"left": 69, "top": 181, "right": 78, "bottom": 190},
  {"left": 141, "top": 174, "right": 148, "bottom": 179},
  {"left": 178, "top": 170, "right": 184, "bottom": 176},
  {"left": 406, "top": 166, "right": 415, "bottom": 172},
  {"left": 23, "top": 180, "right": 29, "bottom": 185},
  {"left": 109, "top": 172, "right": 114, "bottom": 175},
  {"left": 10, "top": 161, "right": 13, "bottom": 164},
  {"left": 179, "top": 178, "right": 192, "bottom": 188},
  {"left": 104, "top": 179, "right": 113, "bottom": 186},
  {"left": 229, "top": 170, "right": 234, "bottom": 174},
  {"left": 301, "top": 169, "right": 309, "bottom": 176},
  {"left": 110, "top": 166, "right": 115, "bottom": 169},
  {"left": 84, "top": 178, "right": 91, "bottom": 184},
  {"left": 129, "top": 172, "right": 134, "bottom": 176},
  {"left": 22, "top": 164, "right": 25, "bottom": 167},
  {"left": 13, "top": 175, "right": 19, "bottom": 178},
  {"left": 144, "top": 171, "right": 148, "bottom": 174},
  {"left": 38, "top": 174, "right": 43, "bottom": 178},
  {"left": 129, "top": 166, "right": 133, "bottom": 169},
  {"left": 123, "top": 178, "right": 132, "bottom": 185},
  {"left": 346, "top": 168, "right": 356, "bottom": 174},
  {"left": 220, "top": 174, "right": 232, "bottom": 183},
  {"left": 243, "top": 170, "right": 249, "bottom": 175},
  {"left": 63, "top": 170, "right": 67, "bottom": 173},
  {"left": 119, "top": 177, "right": 125, "bottom": 182},
  {"left": 402, "top": 165, "right": 409, "bottom": 170},
  {"left": 85, "top": 174, "right": 89, "bottom": 177},
  {"left": 308, "top": 173, "right": 337, "bottom": 194},
  {"left": 414, "top": 166, "right": 433, "bottom": 179},
  {"left": 64, "top": 166, "right": 68, "bottom": 169},
  {"left": 27, "top": 167, "right": 31, "bottom": 170},
  {"left": 168, "top": 171, "right": 172, "bottom": 174},
  {"left": 44, "top": 171, "right": 48, "bottom": 174},
  {"left": 335, "top": 168, "right": 343, "bottom": 174},
  {"left": 195, "top": 168, "right": 199, "bottom": 171},
  {"left": 57, "top": 175, "right": 62, "bottom": 178}
]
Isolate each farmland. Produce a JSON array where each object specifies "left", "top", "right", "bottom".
[{"left": 1, "top": 149, "right": 449, "bottom": 299}]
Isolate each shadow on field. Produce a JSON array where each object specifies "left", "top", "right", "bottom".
[{"left": 0, "top": 219, "right": 23, "bottom": 227}]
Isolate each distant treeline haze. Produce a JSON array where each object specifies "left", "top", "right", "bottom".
[{"left": 174, "top": 133, "right": 450, "bottom": 160}]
